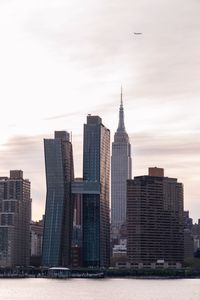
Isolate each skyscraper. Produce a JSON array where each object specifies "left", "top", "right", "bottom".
[
  {"left": 82, "top": 115, "right": 110, "bottom": 267},
  {"left": 0, "top": 170, "right": 31, "bottom": 267},
  {"left": 127, "top": 167, "right": 184, "bottom": 267},
  {"left": 111, "top": 90, "right": 132, "bottom": 239},
  {"left": 42, "top": 131, "right": 74, "bottom": 267}
]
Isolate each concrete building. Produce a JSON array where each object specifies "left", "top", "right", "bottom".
[
  {"left": 184, "top": 229, "right": 194, "bottom": 260},
  {"left": 111, "top": 90, "right": 132, "bottom": 241},
  {"left": 72, "top": 178, "right": 83, "bottom": 230},
  {"left": 71, "top": 246, "right": 83, "bottom": 268},
  {"left": 0, "top": 170, "right": 31, "bottom": 267},
  {"left": 30, "top": 218, "right": 44, "bottom": 266},
  {"left": 31, "top": 219, "right": 43, "bottom": 257},
  {"left": 184, "top": 211, "right": 193, "bottom": 231},
  {"left": 191, "top": 220, "right": 200, "bottom": 253},
  {"left": 127, "top": 167, "right": 184, "bottom": 267},
  {"left": 183, "top": 211, "right": 194, "bottom": 260},
  {"left": 112, "top": 239, "right": 127, "bottom": 258},
  {"left": 82, "top": 115, "right": 110, "bottom": 267},
  {"left": 42, "top": 131, "right": 74, "bottom": 267},
  {"left": 71, "top": 178, "right": 83, "bottom": 268}
]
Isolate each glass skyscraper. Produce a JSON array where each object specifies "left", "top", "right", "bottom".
[
  {"left": 82, "top": 115, "right": 110, "bottom": 268},
  {"left": 42, "top": 131, "right": 74, "bottom": 267}
]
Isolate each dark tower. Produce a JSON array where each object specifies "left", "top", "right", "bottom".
[
  {"left": 0, "top": 170, "right": 31, "bottom": 267},
  {"left": 42, "top": 131, "right": 74, "bottom": 267},
  {"left": 127, "top": 168, "right": 184, "bottom": 267},
  {"left": 82, "top": 115, "right": 110, "bottom": 267}
]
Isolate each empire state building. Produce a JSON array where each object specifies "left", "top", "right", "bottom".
[{"left": 111, "top": 90, "right": 132, "bottom": 233}]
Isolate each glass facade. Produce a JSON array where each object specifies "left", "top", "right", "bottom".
[
  {"left": 83, "top": 194, "right": 100, "bottom": 265},
  {"left": 42, "top": 132, "right": 74, "bottom": 267},
  {"left": 83, "top": 116, "right": 110, "bottom": 268}
]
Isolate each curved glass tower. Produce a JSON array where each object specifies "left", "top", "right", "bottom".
[
  {"left": 42, "top": 131, "right": 74, "bottom": 267},
  {"left": 111, "top": 90, "right": 132, "bottom": 232}
]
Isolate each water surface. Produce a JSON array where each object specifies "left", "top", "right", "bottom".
[{"left": 0, "top": 278, "right": 200, "bottom": 300}]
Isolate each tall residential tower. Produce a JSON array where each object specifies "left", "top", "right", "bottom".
[
  {"left": 42, "top": 131, "right": 74, "bottom": 267},
  {"left": 127, "top": 168, "right": 184, "bottom": 267},
  {"left": 0, "top": 170, "right": 31, "bottom": 267},
  {"left": 82, "top": 115, "right": 110, "bottom": 267},
  {"left": 111, "top": 90, "right": 132, "bottom": 239}
]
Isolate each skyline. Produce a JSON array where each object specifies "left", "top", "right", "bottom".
[{"left": 0, "top": 0, "right": 200, "bottom": 221}]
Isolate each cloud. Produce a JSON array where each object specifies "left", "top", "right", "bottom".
[
  {"left": 0, "top": 0, "right": 200, "bottom": 222},
  {"left": 132, "top": 132, "right": 200, "bottom": 156},
  {"left": 0, "top": 127, "right": 199, "bottom": 222},
  {"left": 130, "top": 130, "right": 200, "bottom": 221},
  {"left": 0, "top": 135, "right": 46, "bottom": 220},
  {"left": 43, "top": 111, "right": 82, "bottom": 121}
]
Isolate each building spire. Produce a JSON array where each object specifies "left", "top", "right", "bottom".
[
  {"left": 117, "top": 86, "right": 126, "bottom": 132},
  {"left": 120, "top": 85, "right": 123, "bottom": 107}
]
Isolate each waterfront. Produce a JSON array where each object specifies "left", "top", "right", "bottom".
[{"left": 0, "top": 278, "right": 200, "bottom": 300}]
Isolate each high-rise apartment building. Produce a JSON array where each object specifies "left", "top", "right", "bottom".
[
  {"left": 127, "top": 167, "right": 184, "bottom": 267},
  {"left": 42, "top": 131, "right": 74, "bottom": 267},
  {"left": 0, "top": 170, "right": 31, "bottom": 267},
  {"left": 111, "top": 90, "right": 132, "bottom": 244},
  {"left": 82, "top": 115, "right": 110, "bottom": 267}
]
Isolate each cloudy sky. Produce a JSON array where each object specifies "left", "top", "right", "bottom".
[{"left": 0, "top": 0, "right": 200, "bottom": 221}]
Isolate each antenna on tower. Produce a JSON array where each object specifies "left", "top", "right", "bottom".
[
  {"left": 70, "top": 131, "right": 72, "bottom": 143},
  {"left": 120, "top": 85, "right": 123, "bottom": 106}
]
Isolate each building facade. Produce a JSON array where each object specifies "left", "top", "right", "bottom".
[
  {"left": 42, "top": 131, "right": 74, "bottom": 267},
  {"left": 127, "top": 167, "right": 184, "bottom": 266},
  {"left": 82, "top": 115, "right": 110, "bottom": 268},
  {"left": 191, "top": 219, "right": 200, "bottom": 255},
  {"left": 111, "top": 91, "right": 132, "bottom": 241},
  {"left": 30, "top": 218, "right": 44, "bottom": 266},
  {"left": 183, "top": 210, "right": 194, "bottom": 260},
  {"left": 0, "top": 170, "right": 31, "bottom": 267},
  {"left": 31, "top": 220, "right": 43, "bottom": 257},
  {"left": 71, "top": 178, "right": 83, "bottom": 268}
]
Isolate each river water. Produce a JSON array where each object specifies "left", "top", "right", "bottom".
[{"left": 0, "top": 278, "right": 200, "bottom": 300}]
